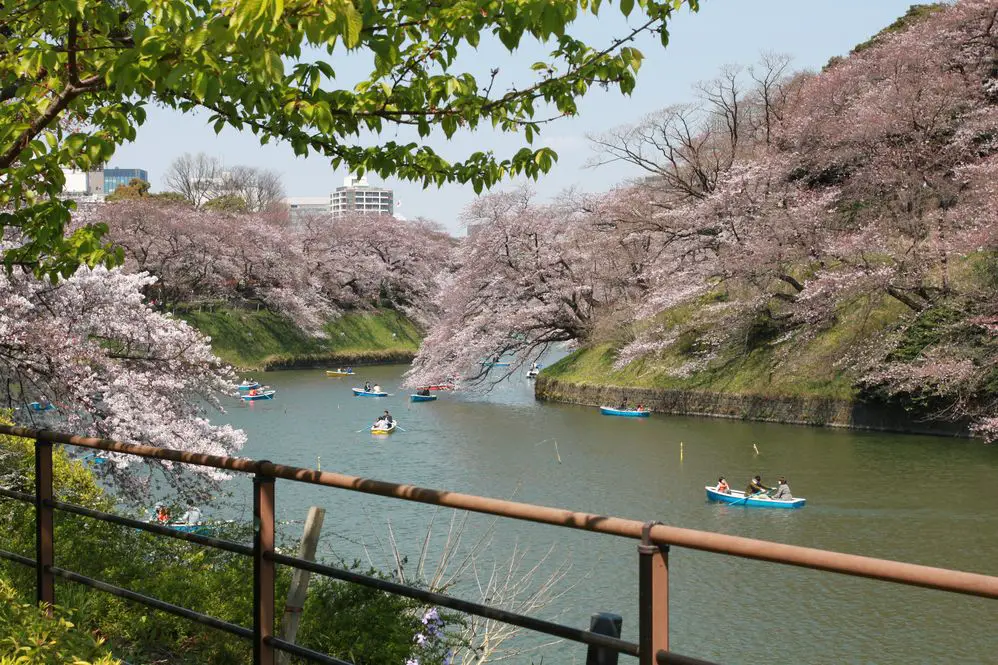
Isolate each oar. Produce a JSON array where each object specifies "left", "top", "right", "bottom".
[{"left": 395, "top": 425, "right": 407, "bottom": 432}]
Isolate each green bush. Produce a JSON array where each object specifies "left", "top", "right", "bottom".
[{"left": 0, "top": 579, "right": 119, "bottom": 665}]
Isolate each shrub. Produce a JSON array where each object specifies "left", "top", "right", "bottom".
[{"left": 0, "top": 579, "right": 120, "bottom": 665}]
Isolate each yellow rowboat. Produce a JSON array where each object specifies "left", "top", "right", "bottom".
[
  {"left": 326, "top": 369, "right": 355, "bottom": 376},
  {"left": 371, "top": 421, "right": 397, "bottom": 435}
]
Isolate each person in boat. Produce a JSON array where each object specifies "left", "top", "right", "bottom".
[
  {"left": 179, "top": 506, "right": 202, "bottom": 526},
  {"left": 155, "top": 505, "right": 170, "bottom": 523},
  {"left": 346, "top": 366, "right": 352, "bottom": 373},
  {"left": 364, "top": 381, "right": 372, "bottom": 392},
  {"left": 716, "top": 477, "right": 730, "bottom": 494},
  {"left": 372, "top": 384, "right": 382, "bottom": 393},
  {"left": 618, "top": 397, "right": 629, "bottom": 410},
  {"left": 530, "top": 361, "right": 539, "bottom": 371},
  {"left": 745, "top": 475, "right": 770, "bottom": 496},
  {"left": 382, "top": 410, "right": 393, "bottom": 425},
  {"left": 771, "top": 477, "right": 792, "bottom": 500},
  {"left": 38, "top": 395, "right": 51, "bottom": 409},
  {"left": 635, "top": 403, "right": 645, "bottom": 412},
  {"left": 418, "top": 387, "right": 431, "bottom": 396}
]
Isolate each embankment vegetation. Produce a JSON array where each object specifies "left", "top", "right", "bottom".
[
  {"left": 410, "top": 1, "right": 998, "bottom": 440},
  {"left": 179, "top": 307, "right": 422, "bottom": 370}
]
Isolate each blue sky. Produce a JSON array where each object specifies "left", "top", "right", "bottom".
[{"left": 112, "top": 0, "right": 917, "bottom": 233}]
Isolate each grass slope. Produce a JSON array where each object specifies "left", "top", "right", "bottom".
[
  {"left": 178, "top": 308, "right": 422, "bottom": 370},
  {"left": 544, "top": 295, "right": 907, "bottom": 401}
]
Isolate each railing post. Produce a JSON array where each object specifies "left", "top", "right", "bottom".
[
  {"left": 638, "top": 521, "right": 668, "bottom": 665},
  {"left": 253, "top": 467, "right": 276, "bottom": 665},
  {"left": 586, "top": 612, "right": 622, "bottom": 665},
  {"left": 35, "top": 434, "right": 55, "bottom": 614}
]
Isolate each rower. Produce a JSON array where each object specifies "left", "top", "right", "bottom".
[{"left": 745, "top": 475, "right": 770, "bottom": 496}]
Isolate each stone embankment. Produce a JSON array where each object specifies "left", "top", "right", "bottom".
[{"left": 534, "top": 376, "right": 969, "bottom": 437}]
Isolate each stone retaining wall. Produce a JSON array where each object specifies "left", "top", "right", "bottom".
[{"left": 534, "top": 376, "right": 969, "bottom": 437}]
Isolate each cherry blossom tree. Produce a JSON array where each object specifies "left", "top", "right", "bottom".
[
  {"left": 0, "top": 262, "right": 245, "bottom": 501},
  {"left": 406, "top": 188, "right": 636, "bottom": 388}
]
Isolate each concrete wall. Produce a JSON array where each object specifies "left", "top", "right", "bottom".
[{"left": 534, "top": 376, "right": 970, "bottom": 438}]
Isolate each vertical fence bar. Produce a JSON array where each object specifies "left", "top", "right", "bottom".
[
  {"left": 638, "top": 522, "right": 669, "bottom": 665},
  {"left": 253, "top": 470, "right": 276, "bottom": 665},
  {"left": 35, "top": 435, "right": 55, "bottom": 613}
]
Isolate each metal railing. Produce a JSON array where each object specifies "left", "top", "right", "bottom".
[{"left": 0, "top": 424, "right": 996, "bottom": 665}]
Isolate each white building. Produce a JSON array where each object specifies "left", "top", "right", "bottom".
[
  {"left": 330, "top": 174, "right": 394, "bottom": 217},
  {"left": 285, "top": 196, "right": 332, "bottom": 222},
  {"left": 60, "top": 168, "right": 106, "bottom": 201}
]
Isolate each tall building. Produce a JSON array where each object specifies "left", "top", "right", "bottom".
[
  {"left": 103, "top": 167, "right": 149, "bottom": 195},
  {"left": 330, "top": 174, "right": 394, "bottom": 217}
]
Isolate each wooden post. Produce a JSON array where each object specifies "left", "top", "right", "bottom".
[
  {"left": 276, "top": 506, "right": 326, "bottom": 665},
  {"left": 638, "top": 523, "right": 668, "bottom": 665},
  {"left": 253, "top": 472, "right": 276, "bottom": 665},
  {"left": 35, "top": 435, "right": 54, "bottom": 614}
]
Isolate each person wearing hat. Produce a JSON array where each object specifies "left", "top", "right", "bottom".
[
  {"left": 771, "top": 476, "right": 793, "bottom": 500},
  {"left": 745, "top": 475, "right": 770, "bottom": 496}
]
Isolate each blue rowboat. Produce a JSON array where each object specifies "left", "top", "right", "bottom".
[
  {"left": 599, "top": 406, "right": 650, "bottom": 417},
  {"left": 28, "top": 402, "right": 56, "bottom": 412},
  {"left": 705, "top": 486, "right": 806, "bottom": 509},
  {"left": 167, "top": 522, "right": 211, "bottom": 534},
  {"left": 236, "top": 381, "right": 261, "bottom": 391},
  {"left": 241, "top": 390, "right": 276, "bottom": 401},
  {"left": 353, "top": 388, "right": 388, "bottom": 397},
  {"left": 410, "top": 394, "right": 438, "bottom": 402}
]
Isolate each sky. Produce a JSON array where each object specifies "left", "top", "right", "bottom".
[{"left": 110, "top": 0, "right": 918, "bottom": 234}]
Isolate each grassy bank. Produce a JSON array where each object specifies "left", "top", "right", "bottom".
[
  {"left": 543, "top": 293, "right": 906, "bottom": 401},
  {"left": 178, "top": 308, "right": 422, "bottom": 371}
]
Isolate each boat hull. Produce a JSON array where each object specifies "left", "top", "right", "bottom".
[
  {"left": 353, "top": 388, "right": 388, "bottom": 397},
  {"left": 326, "top": 370, "right": 355, "bottom": 376},
  {"left": 241, "top": 390, "right": 276, "bottom": 401},
  {"left": 705, "top": 486, "right": 806, "bottom": 509},
  {"left": 28, "top": 402, "right": 56, "bottom": 412},
  {"left": 410, "top": 394, "right": 438, "bottom": 402},
  {"left": 599, "top": 406, "right": 650, "bottom": 417}
]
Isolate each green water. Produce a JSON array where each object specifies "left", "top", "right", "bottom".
[{"left": 216, "top": 365, "right": 998, "bottom": 665}]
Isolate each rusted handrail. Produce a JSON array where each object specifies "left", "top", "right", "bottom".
[{"left": 2, "top": 424, "right": 995, "bottom": 600}]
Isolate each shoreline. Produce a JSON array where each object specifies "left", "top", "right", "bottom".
[{"left": 534, "top": 375, "right": 970, "bottom": 438}]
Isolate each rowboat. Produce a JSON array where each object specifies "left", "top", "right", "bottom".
[
  {"left": 427, "top": 384, "right": 455, "bottom": 391},
  {"left": 241, "top": 390, "right": 276, "bottom": 401},
  {"left": 236, "top": 381, "right": 261, "bottom": 391},
  {"left": 325, "top": 369, "right": 355, "bottom": 376},
  {"left": 353, "top": 388, "right": 388, "bottom": 397},
  {"left": 371, "top": 421, "right": 397, "bottom": 434},
  {"left": 28, "top": 402, "right": 56, "bottom": 412},
  {"left": 410, "top": 394, "right": 438, "bottom": 402},
  {"left": 168, "top": 522, "right": 211, "bottom": 534},
  {"left": 599, "top": 406, "right": 650, "bottom": 417},
  {"left": 481, "top": 361, "right": 510, "bottom": 367},
  {"left": 705, "top": 486, "right": 806, "bottom": 509},
  {"left": 526, "top": 369, "right": 539, "bottom": 379}
]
